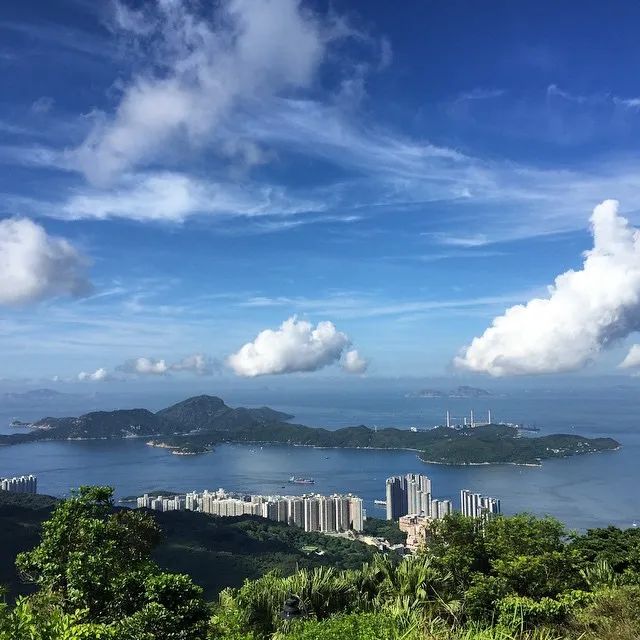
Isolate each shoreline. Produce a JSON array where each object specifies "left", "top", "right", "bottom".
[
  {"left": 0, "top": 433, "right": 620, "bottom": 469},
  {"left": 418, "top": 456, "right": 543, "bottom": 468}
]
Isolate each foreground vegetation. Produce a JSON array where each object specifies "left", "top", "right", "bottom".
[
  {"left": 0, "top": 491, "right": 376, "bottom": 601},
  {"left": 1, "top": 486, "right": 639, "bottom": 639}
]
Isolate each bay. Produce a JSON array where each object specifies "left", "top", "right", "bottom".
[{"left": 0, "top": 386, "right": 638, "bottom": 530}]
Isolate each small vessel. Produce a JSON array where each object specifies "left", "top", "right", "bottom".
[
  {"left": 288, "top": 476, "right": 315, "bottom": 485},
  {"left": 374, "top": 499, "right": 387, "bottom": 506},
  {"left": 10, "top": 419, "right": 32, "bottom": 428}
]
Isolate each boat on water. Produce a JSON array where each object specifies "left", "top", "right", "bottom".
[
  {"left": 374, "top": 499, "right": 387, "bottom": 506},
  {"left": 288, "top": 476, "right": 315, "bottom": 485},
  {"left": 10, "top": 419, "right": 33, "bottom": 428}
]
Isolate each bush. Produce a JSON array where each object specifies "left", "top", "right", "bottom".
[
  {"left": 497, "top": 591, "right": 591, "bottom": 627},
  {"left": 570, "top": 585, "right": 640, "bottom": 640},
  {"left": 273, "top": 611, "right": 418, "bottom": 640}
]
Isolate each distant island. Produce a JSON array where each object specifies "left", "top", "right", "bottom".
[
  {"left": 408, "top": 385, "right": 492, "bottom": 399},
  {"left": 0, "top": 394, "right": 619, "bottom": 466},
  {"left": 2, "top": 388, "right": 71, "bottom": 403}
]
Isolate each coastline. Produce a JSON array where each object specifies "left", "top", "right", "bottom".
[
  {"left": 418, "top": 456, "right": 543, "bottom": 468},
  {"left": 0, "top": 431, "right": 620, "bottom": 469}
]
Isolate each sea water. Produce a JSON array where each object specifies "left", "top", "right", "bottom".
[{"left": 0, "top": 386, "right": 637, "bottom": 530}]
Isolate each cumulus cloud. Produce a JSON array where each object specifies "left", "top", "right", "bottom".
[
  {"left": 171, "top": 353, "right": 216, "bottom": 375},
  {"left": 455, "top": 200, "right": 640, "bottom": 376},
  {"left": 619, "top": 344, "right": 640, "bottom": 369},
  {"left": 78, "top": 367, "right": 110, "bottom": 382},
  {"left": 117, "top": 353, "right": 215, "bottom": 376},
  {"left": 228, "top": 316, "right": 366, "bottom": 376},
  {"left": 119, "top": 357, "right": 169, "bottom": 375},
  {"left": 0, "top": 217, "right": 91, "bottom": 305},
  {"left": 342, "top": 349, "right": 368, "bottom": 374},
  {"left": 73, "top": 0, "right": 338, "bottom": 185}
]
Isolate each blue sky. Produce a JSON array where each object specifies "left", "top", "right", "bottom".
[{"left": 3, "top": 0, "right": 640, "bottom": 385}]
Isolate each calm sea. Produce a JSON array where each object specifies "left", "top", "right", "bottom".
[{"left": 0, "top": 386, "right": 638, "bottom": 530}]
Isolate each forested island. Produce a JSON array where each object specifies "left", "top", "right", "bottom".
[{"left": 0, "top": 394, "right": 619, "bottom": 465}]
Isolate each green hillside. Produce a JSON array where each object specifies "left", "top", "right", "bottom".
[
  {"left": 2, "top": 486, "right": 640, "bottom": 640},
  {"left": 0, "top": 490, "right": 375, "bottom": 602}
]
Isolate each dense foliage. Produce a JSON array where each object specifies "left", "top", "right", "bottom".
[
  {"left": 0, "top": 490, "right": 375, "bottom": 601},
  {"left": 362, "top": 516, "right": 407, "bottom": 545},
  {"left": 1, "top": 486, "right": 640, "bottom": 639}
]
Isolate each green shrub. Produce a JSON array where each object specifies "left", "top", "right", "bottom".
[{"left": 272, "top": 611, "right": 418, "bottom": 640}]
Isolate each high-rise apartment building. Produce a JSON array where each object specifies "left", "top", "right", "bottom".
[
  {"left": 385, "top": 475, "right": 407, "bottom": 520},
  {"left": 334, "top": 495, "right": 351, "bottom": 531},
  {"left": 319, "top": 496, "right": 336, "bottom": 532},
  {"left": 348, "top": 496, "right": 364, "bottom": 532},
  {"left": 0, "top": 474, "right": 37, "bottom": 494},
  {"left": 287, "top": 497, "right": 304, "bottom": 527},
  {"left": 386, "top": 473, "right": 432, "bottom": 520},
  {"left": 304, "top": 496, "right": 321, "bottom": 532},
  {"left": 430, "top": 498, "right": 452, "bottom": 519},
  {"left": 460, "top": 489, "right": 501, "bottom": 519}
]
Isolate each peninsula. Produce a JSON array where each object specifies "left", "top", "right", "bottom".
[{"left": 0, "top": 395, "right": 619, "bottom": 466}]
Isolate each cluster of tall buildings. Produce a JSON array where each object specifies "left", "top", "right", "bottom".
[
  {"left": 137, "top": 488, "right": 364, "bottom": 533},
  {"left": 385, "top": 474, "right": 501, "bottom": 523},
  {"left": 0, "top": 474, "right": 37, "bottom": 494},
  {"left": 385, "top": 473, "right": 452, "bottom": 521},
  {"left": 460, "top": 489, "right": 501, "bottom": 519},
  {"left": 390, "top": 477, "right": 502, "bottom": 551},
  {"left": 137, "top": 494, "right": 185, "bottom": 512}
]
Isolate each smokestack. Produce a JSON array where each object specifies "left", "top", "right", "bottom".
[
  {"left": 488, "top": 409, "right": 492, "bottom": 425},
  {"left": 470, "top": 409, "right": 474, "bottom": 428},
  {"left": 446, "top": 410, "right": 450, "bottom": 428}
]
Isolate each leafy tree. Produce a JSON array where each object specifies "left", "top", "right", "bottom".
[
  {"left": 427, "top": 513, "right": 489, "bottom": 590},
  {"left": 14, "top": 486, "right": 209, "bottom": 639},
  {"left": 570, "top": 526, "right": 640, "bottom": 583},
  {"left": 16, "top": 486, "right": 161, "bottom": 619},
  {"left": 0, "top": 594, "right": 115, "bottom": 640}
]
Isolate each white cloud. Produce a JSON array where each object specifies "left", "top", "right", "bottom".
[
  {"left": 73, "top": 0, "right": 335, "bottom": 185},
  {"left": 31, "top": 96, "right": 54, "bottom": 114},
  {"left": 342, "top": 349, "right": 368, "bottom": 374},
  {"left": 227, "top": 316, "right": 364, "bottom": 376},
  {"left": 456, "top": 88, "right": 505, "bottom": 102},
  {"left": 171, "top": 353, "right": 215, "bottom": 375},
  {"left": 455, "top": 200, "right": 640, "bottom": 376},
  {"left": 78, "top": 367, "right": 109, "bottom": 382},
  {"left": 120, "top": 357, "right": 169, "bottom": 375},
  {"left": 431, "top": 233, "right": 489, "bottom": 247},
  {"left": 0, "top": 217, "right": 91, "bottom": 305},
  {"left": 59, "top": 172, "right": 321, "bottom": 222},
  {"left": 619, "top": 344, "right": 640, "bottom": 369},
  {"left": 117, "top": 353, "right": 215, "bottom": 375}
]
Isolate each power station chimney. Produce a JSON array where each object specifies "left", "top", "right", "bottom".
[
  {"left": 446, "top": 410, "right": 451, "bottom": 428},
  {"left": 488, "top": 409, "right": 492, "bottom": 425},
  {"left": 470, "top": 409, "right": 475, "bottom": 428}
]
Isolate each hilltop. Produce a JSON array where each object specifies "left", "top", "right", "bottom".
[{"left": 13, "top": 395, "right": 293, "bottom": 442}]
